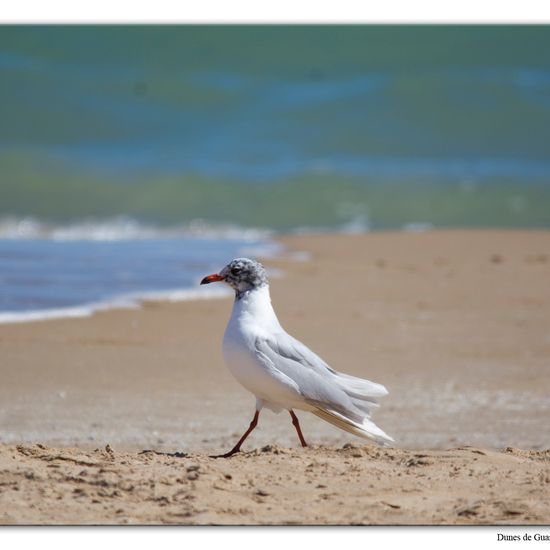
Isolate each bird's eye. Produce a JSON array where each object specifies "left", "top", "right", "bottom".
[{"left": 231, "top": 267, "right": 241, "bottom": 276}]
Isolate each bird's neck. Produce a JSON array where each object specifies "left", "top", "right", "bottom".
[{"left": 231, "top": 284, "right": 280, "bottom": 329}]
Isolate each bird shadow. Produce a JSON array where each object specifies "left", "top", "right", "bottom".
[{"left": 138, "top": 449, "right": 188, "bottom": 458}]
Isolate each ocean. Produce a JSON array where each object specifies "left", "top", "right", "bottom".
[{"left": 1, "top": 26, "right": 550, "bottom": 319}]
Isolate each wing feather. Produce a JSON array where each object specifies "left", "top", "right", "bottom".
[
  {"left": 257, "top": 331, "right": 389, "bottom": 408},
  {"left": 254, "top": 330, "right": 390, "bottom": 421}
]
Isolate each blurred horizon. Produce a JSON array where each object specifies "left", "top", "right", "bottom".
[{"left": 1, "top": 25, "right": 550, "bottom": 231}]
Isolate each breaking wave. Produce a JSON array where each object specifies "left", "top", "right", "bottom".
[{"left": 0, "top": 216, "right": 273, "bottom": 242}]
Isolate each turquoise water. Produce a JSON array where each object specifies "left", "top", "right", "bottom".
[{"left": 1, "top": 26, "right": 550, "bottom": 230}]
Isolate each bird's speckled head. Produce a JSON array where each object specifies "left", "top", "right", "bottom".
[{"left": 200, "top": 258, "right": 268, "bottom": 298}]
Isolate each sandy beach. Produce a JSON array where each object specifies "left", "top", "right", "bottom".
[{"left": 1, "top": 230, "right": 549, "bottom": 525}]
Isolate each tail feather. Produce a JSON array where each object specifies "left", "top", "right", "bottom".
[
  {"left": 333, "top": 372, "right": 389, "bottom": 400},
  {"left": 311, "top": 406, "right": 394, "bottom": 446},
  {"left": 350, "top": 397, "right": 380, "bottom": 414},
  {"left": 333, "top": 372, "right": 389, "bottom": 419}
]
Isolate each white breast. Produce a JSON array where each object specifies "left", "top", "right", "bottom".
[{"left": 222, "top": 286, "right": 303, "bottom": 411}]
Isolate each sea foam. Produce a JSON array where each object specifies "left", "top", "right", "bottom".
[{"left": 0, "top": 285, "right": 233, "bottom": 325}]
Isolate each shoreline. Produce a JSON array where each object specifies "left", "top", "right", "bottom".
[
  {"left": 0, "top": 226, "right": 281, "bottom": 325},
  {"left": 0, "top": 226, "right": 546, "bottom": 326},
  {"left": 0, "top": 285, "right": 233, "bottom": 325}
]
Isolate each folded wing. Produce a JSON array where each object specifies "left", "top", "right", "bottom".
[{"left": 254, "top": 331, "right": 394, "bottom": 445}]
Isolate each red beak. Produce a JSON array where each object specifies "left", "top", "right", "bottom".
[{"left": 200, "top": 273, "right": 224, "bottom": 285}]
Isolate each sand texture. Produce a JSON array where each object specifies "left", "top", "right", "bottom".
[
  {"left": 1, "top": 443, "right": 549, "bottom": 525},
  {"left": 0, "top": 230, "right": 549, "bottom": 524}
]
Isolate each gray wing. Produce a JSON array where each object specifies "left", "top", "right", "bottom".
[
  {"left": 254, "top": 330, "right": 394, "bottom": 444},
  {"left": 262, "top": 330, "right": 337, "bottom": 375},
  {"left": 258, "top": 330, "right": 388, "bottom": 398},
  {"left": 255, "top": 330, "right": 387, "bottom": 413}
]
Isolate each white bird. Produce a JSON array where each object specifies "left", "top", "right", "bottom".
[{"left": 201, "top": 258, "right": 393, "bottom": 458}]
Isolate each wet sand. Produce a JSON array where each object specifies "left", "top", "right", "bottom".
[{"left": 0, "top": 230, "right": 549, "bottom": 524}]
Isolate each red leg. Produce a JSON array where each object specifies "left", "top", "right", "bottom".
[
  {"left": 289, "top": 410, "right": 307, "bottom": 447},
  {"left": 210, "top": 410, "right": 260, "bottom": 458}
]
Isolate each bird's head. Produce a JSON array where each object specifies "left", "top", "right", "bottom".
[{"left": 200, "top": 258, "right": 268, "bottom": 295}]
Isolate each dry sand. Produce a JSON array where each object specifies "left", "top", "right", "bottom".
[
  {"left": 0, "top": 230, "right": 549, "bottom": 525},
  {"left": 1, "top": 443, "right": 548, "bottom": 525}
]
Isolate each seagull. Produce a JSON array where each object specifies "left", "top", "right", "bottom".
[{"left": 201, "top": 258, "right": 393, "bottom": 458}]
